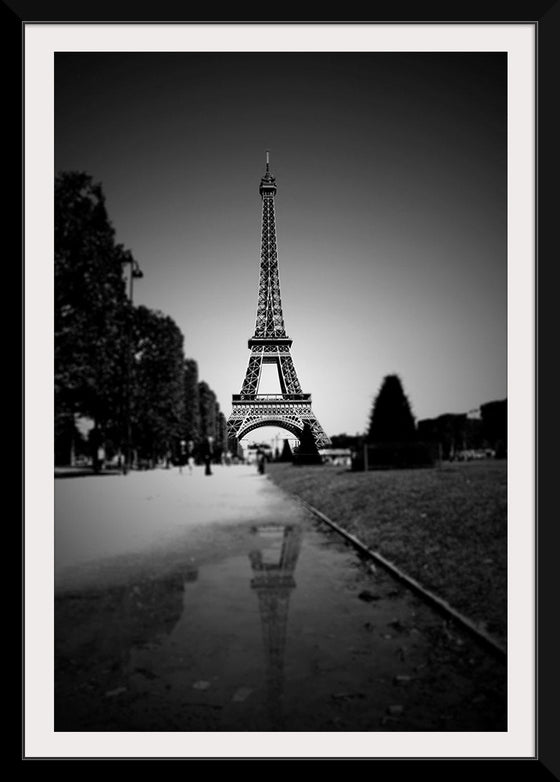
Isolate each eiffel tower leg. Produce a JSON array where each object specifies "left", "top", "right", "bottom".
[
  {"left": 278, "top": 354, "right": 302, "bottom": 395},
  {"left": 241, "top": 352, "right": 263, "bottom": 396},
  {"left": 227, "top": 414, "right": 243, "bottom": 444},
  {"left": 298, "top": 415, "right": 330, "bottom": 449}
]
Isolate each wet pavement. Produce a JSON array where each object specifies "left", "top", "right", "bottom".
[{"left": 55, "top": 468, "right": 506, "bottom": 732}]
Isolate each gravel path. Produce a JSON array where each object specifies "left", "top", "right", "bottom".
[{"left": 55, "top": 465, "right": 278, "bottom": 577}]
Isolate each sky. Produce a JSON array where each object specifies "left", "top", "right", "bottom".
[{"left": 55, "top": 52, "right": 507, "bottom": 441}]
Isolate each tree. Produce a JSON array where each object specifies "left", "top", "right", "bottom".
[
  {"left": 360, "top": 375, "right": 432, "bottom": 470},
  {"left": 130, "top": 306, "right": 186, "bottom": 464},
  {"left": 480, "top": 399, "right": 507, "bottom": 457},
  {"left": 418, "top": 413, "right": 467, "bottom": 460},
  {"left": 215, "top": 409, "right": 228, "bottom": 457},
  {"left": 183, "top": 358, "right": 201, "bottom": 445},
  {"left": 55, "top": 171, "right": 130, "bottom": 462},
  {"left": 198, "top": 381, "right": 217, "bottom": 441},
  {"left": 330, "top": 433, "right": 364, "bottom": 451},
  {"left": 279, "top": 438, "right": 293, "bottom": 462},
  {"left": 293, "top": 423, "right": 323, "bottom": 466},
  {"left": 367, "top": 374, "right": 417, "bottom": 444}
]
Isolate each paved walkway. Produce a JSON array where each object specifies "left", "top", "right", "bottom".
[
  {"left": 50, "top": 462, "right": 508, "bottom": 739},
  {"left": 55, "top": 464, "right": 296, "bottom": 577}
]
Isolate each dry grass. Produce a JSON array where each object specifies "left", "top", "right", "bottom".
[{"left": 267, "top": 460, "right": 507, "bottom": 645}]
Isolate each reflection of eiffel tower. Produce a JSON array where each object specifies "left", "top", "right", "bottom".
[{"left": 249, "top": 523, "right": 302, "bottom": 729}]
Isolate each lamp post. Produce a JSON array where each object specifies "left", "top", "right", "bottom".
[{"left": 122, "top": 254, "right": 143, "bottom": 474}]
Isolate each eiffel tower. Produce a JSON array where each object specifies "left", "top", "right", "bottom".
[{"left": 227, "top": 154, "right": 330, "bottom": 448}]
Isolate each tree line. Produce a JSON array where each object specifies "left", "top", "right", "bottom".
[
  {"left": 330, "top": 374, "right": 507, "bottom": 470},
  {"left": 55, "top": 171, "right": 227, "bottom": 468}
]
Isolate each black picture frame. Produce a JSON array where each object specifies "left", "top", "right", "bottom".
[{"left": 12, "top": 1, "right": 558, "bottom": 773}]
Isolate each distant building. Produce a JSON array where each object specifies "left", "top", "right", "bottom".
[
  {"left": 417, "top": 398, "right": 506, "bottom": 460},
  {"left": 318, "top": 448, "right": 352, "bottom": 467},
  {"left": 244, "top": 442, "right": 273, "bottom": 463}
]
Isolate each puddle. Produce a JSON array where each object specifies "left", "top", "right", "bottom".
[{"left": 55, "top": 514, "right": 506, "bottom": 732}]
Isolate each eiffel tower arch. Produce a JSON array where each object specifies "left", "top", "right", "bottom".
[{"left": 227, "top": 154, "right": 330, "bottom": 449}]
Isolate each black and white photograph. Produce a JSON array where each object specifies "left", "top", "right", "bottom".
[{"left": 22, "top": 20, "right": 539, "bottom": 761}]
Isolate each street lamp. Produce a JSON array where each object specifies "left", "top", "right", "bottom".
[
  {"left": 122, "top": 254, "right": 143, "bottom": 474},
  {"left": 128, "top": 257, "right": 144, "bottom": 299}
]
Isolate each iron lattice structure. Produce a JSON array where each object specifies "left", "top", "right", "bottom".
[{"left": 227, "top": 155, "right": 330, "bottom": 448}]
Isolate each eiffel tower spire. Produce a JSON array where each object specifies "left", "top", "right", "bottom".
[
  {"left": 227, "top": 154, "right": 330, "bottom": 448},
  {"left": 254, "top": 151, "right": 286, "bottom": 339}
]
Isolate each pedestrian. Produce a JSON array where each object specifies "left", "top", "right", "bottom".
[
  {"left": 257, "top": 447, "right": 266, "bottom": 475},
  {"left": 201, "top": 436, "right": 214, "bottom": 476},
  {"left": 186, "top": 440, "right": 195, "bottom": 475},
  {"left": 90, "top": 427, "right": 104, "bottom": 473},
  {"left": 178, "top": 440, "right": 187, "bottom": 475}
]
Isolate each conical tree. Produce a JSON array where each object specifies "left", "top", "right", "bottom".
[
  {"left": 367, "top": 375, "right": 417, "bottom": 444},
  {"left": 360, "top": 375, "right": 432, "bottom": 470},
  {"left": 279, "top": 438, "right": 292, "bottom": 462}
]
